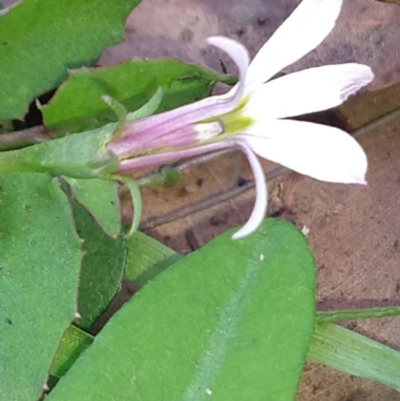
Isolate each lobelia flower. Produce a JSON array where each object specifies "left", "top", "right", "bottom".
[{"left": 107, "top": 0, "right": 374, "bottom": 239}]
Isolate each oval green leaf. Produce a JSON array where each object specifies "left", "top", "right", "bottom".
[
  {"left": 0, "top": 0, "right": 141, "bottom": 120},
  {"left": 42, "top": 59, "right": 235, "bottom": 132},
  {"left": 47, "top": 219, "right": 316, "bottom": 401},
  {"left": 0, "top": 173, "right": 83, "bottom": 401}
]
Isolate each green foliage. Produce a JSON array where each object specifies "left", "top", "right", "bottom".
[
  {"left": 0, "top": 0, "right": 398, "bottom": 397},
  {"left": 65, "top": 178, "right": 121, "bottom": 238},
  {"left": 0, "top": 0, "right": 141, "bottom": 120},
  {"left": 308, "top": 322, "right": 400, "bottom": 391},
  {"left": 46, "top": 219, "right": 316, "bottom": 401},
  {"left": 0, "top": 173, "right": 83, "bottom": 401},
  {"left": 49, "top": 233, "right": 181, "bottom": 380},
  {"left": 70, "top": 200, "right": 126, "bottom": 330},
  {"left": 0, "top": 123, "right": 118, "bottom": 178},
  {"left": 42, "top": 59, "right": 235, "bottom": 132},
  {"left": 317, "top": 306, "right": 400, "bottom": 322},
  {"left": 125, "top": 231, "right": 182, "bottom": 285},
  {"left": 51, "top": 325, "right": 94, "bottom": 379}
]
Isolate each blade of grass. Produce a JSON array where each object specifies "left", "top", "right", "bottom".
[{"left": 308, "top": 322, "right": 400, "bottom": 391}]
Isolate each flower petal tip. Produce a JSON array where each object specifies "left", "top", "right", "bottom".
[
  {"left": 355, "top": 177, "right": 368, "bottom": 186},
  {"left": 230, "top": 218, "right": 264, "bottom": 240},
  {"left": 231, "top": 232, "right": 242, "bottom": 241},
  {"left": 364, "top": 66, "right": 375, "bottom": 82},
  {"left": 205, "top": 36, "right": 222, "bottom": 45},
  {"left": 231, "top": 228, "right": 251, "bottom": 241},
  {"left": 230, "top": 217, "right": 264, "bottom": 240},
  {"left": 357, "top": 65, "right": 375, "bottom": 88}
]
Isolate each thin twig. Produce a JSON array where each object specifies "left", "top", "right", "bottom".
[
  {"left": 173, "top": 148, "right": 234, "bottom": 171},
  {"left": 352, "top": 107, "right": 400, "bottom": 139},
  {"left": 139, "top": 167, "right": 286, "bottom": 230},
  {"left": 0, "top": 126, "right": 51, "bottom": 151},
  {"left": 140, "top": 181, "right": 255, "bottom": 230}
]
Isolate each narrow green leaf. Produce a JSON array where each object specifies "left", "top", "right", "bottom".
[
  {"left": 125, "top": 231, "right": 182, "bottom": 285},
  {"left": 42, "top": 59, "right": 235, "bottom": 132},
  {"left": 0, "top": 173, "right": 83, "bottom": 401},
  {"left": 65, "top": 177, "right": 121, "bottom": 238},
  {"left": 51, "top": 325, "right": 94, "bottom": 379},
  {"left": 0, "top": 0, "right": 141, "bottom": 119},
  {"left": 308, "top": 322, "right": 400, "bottom": 391},
  {"left": 47, "top": 219, "right": 316, "bottom": 401},
  {"left": 317, "top": 306, "right": 400, "bottom": 322},
  {"left": 71, "top": 200, "right": 126, "bottom": 330}
]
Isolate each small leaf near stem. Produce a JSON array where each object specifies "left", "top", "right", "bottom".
[
  {"left": 126, "top": 87, "right": 164, "bottom": 122},
  {"left": 113, "top": 175, "right": 142, "bottom": 238},
  {"left": 101, "top": 95, "right": 127, "bottom": 139},
  {"left": 102, "top": 87, "right": 164, "bottom": 140}
]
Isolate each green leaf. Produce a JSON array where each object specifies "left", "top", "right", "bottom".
[
  {"left": 0, "top": 0, "right": 141, "bottom": 120},
  {"left": 42, "top": 59, "right": 235, "bottom": 132},
  {"left": 51, "top": 231, "right": 179, "bottom": 379},
  {"left": 308, "top": 322, "right": 400, "bottom": 391},
  {"left": 65, "top": 178, "right": 121, "bottom": 238},
  {"left": 317, "top": 306, "right": 400, "bottom": 322},
  {"left": 0, "top": 173, "right": 83, "bottom": 401},
  {"left": 47, "top": 219, "right": 316, "bottom": 401},
  {"left": 51, "top": 232, "right": 179, "bottom": 379},
  {"left": 71, "top": 199, "right": 126, "bottom": 330},
  {"left": 125, "top": 231, "right": 182, "bottom": 285},
  {"left": 51, "top": 325, "right": 94, "bottom": 379}
]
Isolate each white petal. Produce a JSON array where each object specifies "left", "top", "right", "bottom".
[
  {"left": 123, "top": 37, "right": 249, "bottom": 140},
  {"left": 241, "top": 119, "right": 367, "bottom": 184},
  {"left": 245, "top": 0, "right": 343, "bottom": 93},
  {"left": 231, "top": 141, "right": 268, "bottom": 240},
  {"left": 245, "top": 64, "right": 374, "bottom": 120},
  {"left": 206, "top": 36, "right": 250, "bottom": 107}
]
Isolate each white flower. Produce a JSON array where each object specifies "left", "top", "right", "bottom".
[{"left": 108, "top": 0, "right": 373, "bottom": 239}]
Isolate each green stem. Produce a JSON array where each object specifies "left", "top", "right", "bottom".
[{"left": 317, "top": 306, "right": 400, "bottom": 322}]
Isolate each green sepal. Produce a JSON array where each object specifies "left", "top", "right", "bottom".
[{"left": 0, "top": 123, "right": 118, "bottom": 178}]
